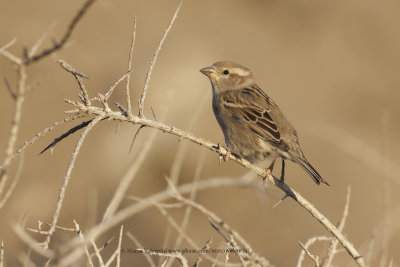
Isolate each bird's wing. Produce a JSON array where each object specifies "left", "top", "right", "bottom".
[{"left": 220, "top": 85, "right": 289, "bottom": 151}]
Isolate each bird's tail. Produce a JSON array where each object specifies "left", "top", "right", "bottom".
[{"left": 298, "top": 159, "right": 329, "bottom": 186}]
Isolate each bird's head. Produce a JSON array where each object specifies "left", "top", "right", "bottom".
[{"left": 200, "top": 61, "right": 255, "bottom": 93}]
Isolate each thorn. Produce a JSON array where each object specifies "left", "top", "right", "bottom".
[
  {"left": 115, "top": 121, "right": 121, "bottom": 134},
  {"left": 129, "top": 125, "right": 145, "bottom": 154},
  {"left": 272, "top": 194, "right": 289, "bottom": 209},
  {"left": 151, "top": 107, "right": 158, "bottom": 121},
  {"left": 4, "top": 77, "right": 16, "bottom": 100}
]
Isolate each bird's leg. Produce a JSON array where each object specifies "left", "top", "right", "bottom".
[{"left": 279, "top": 158, "right": 285, "bottom": 183}]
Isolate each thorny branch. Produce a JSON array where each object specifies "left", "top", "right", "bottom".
[
  {"left": 138, "top": 0, "right": 182, "bottom": 117},
  {"left": 0, "top": 0, "right": 97, "bottom": 208}
]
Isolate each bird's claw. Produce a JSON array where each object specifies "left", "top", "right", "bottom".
[
  {"left": 217, "top": 143, "right": 231, "bottom": 164},
  {"left": 262, "top": 168, "right": 272, "bottom": 187},
  {"left": 223, "top": 149, "right": 231, "bottom": 162}
]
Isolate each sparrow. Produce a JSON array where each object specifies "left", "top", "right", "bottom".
[{"left": 200, "top": 61, "right": 329, "bottom": 185}]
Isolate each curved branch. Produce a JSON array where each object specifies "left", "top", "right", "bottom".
[{"left": 25, "top": 0, "right": 97, "bottom": 64}]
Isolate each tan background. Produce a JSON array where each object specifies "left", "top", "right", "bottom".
[{"left": 1, "top": 0, "right": 399, "bottom": 266}]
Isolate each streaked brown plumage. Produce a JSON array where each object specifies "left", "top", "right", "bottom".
[{"left": 200, "top": 61, "right": 329, "bottom": 185}]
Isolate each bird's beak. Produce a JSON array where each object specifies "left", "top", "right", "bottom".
[{"left": 200, "top": 66, "right": 217, "bottom": 79}]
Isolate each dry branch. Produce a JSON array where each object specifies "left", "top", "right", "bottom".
[
  {"left": 57, "top": 176, "right": 258, "bottom": 266},
  {"left": 0, "top": 63, "right": 26, "bottom": 202},
  {"left": 73, "top": 220, "right": 94, "bottom": 267},
  {"left": 126, "top": 232, "right": 157, "bottom": 267},
  {"left": 321, "top": 186, "right": 351, "bottom": 266},
  {"left": 43, "top": 115, "right": 104, "bottom": 249},
  {"left": 24, "top": 0, "right": 96, "bottom": 64},
  {"left": 138, "top": 0, "right": 182, "bottom": 117},
  {"left": 296, "top": 236, "right": 331, "bottom": 267},
  {"left": 125, "top": 17, "right": 137, "bottom": 115}
]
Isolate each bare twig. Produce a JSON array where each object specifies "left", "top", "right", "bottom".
[
  {"left": 57, "top": 59, "right": 89, "bottom": 79},
  {"left": 194, "top": 238, "right": 212, "bottom": 267},
  {"left": 91, "top": 240, "right": 105, "bottom": 267},
  {"left": 299, "top": 241, "right": 321, "bottom": 267},
  {"left": 0, "top": 113, "right": 84, "bottom": 211},
  {"left": 0, "top": 38, "right": 17, "bottom": 51},
  {"left": 43, "top": 115, "right": 103, "bottom": 249},
  {"left": 321, "top": 186, "right": 351, "bottom": 266},
  {"left": 73, "top": 220, "right": 94, "bottom": 267},
  {"left": 103, "top": 71, "right": 130, "bottom": 101},
  {"left": 116, "top": 225, "right": 124, "bottom": 267},
  {"left": 104, "top": 225, "right": 123, "bottom": 267},
  {"left": 60, "top": 176, "right": 259, "bottom": 266},
  {"left": 0, "top": 39, "right": 22, "bottom": 64},
  {"left": 0, "top": 63, "right": 27, "bottom": 203},
  {"left": 0, "top": 153, "right": 24, "bottom": 209},
  {"left": 125, "top": 17, "right": 137, "bottom": 115},
  {"left": 296, "top": 236, "right": 331, "bottom": 267},
  {"left": 25, "top": 0, "right": 97, "bottom": 64},
  {"left": 12, "top": 224, "right": 54, "bottom": 259},
  {"left": 0, "top": 114, "right": 85, "bottom": 170},
  {"left": 126, "top": 231, "right": 157, "bottom": 267},
  {"left": 138, "top": 0, "right": 182, "bottom": 117},
  {"left": 208, "top": 219, "right": 249, "bottom": 266},
  {"left": 28, "top": 22, "right": 57, "bottom": 58},
  {"left": 57, "top": 59, "right": 90, "bottom": 106}
]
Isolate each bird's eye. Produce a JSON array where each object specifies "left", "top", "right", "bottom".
[{"left": 223, "top": 70, "right": 229, "bottom": 75}]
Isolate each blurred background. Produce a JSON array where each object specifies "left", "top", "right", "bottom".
[{"left": 1, "top": 0, "right": 399, "bottom": 266}]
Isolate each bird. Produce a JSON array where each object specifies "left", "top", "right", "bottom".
[{"left": 200, "top": 61, "right": 329, "bottom": 185}]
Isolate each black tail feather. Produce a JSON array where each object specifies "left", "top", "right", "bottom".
[{"left": 299, "top": 159, "right": 329, "bottom": 186}]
